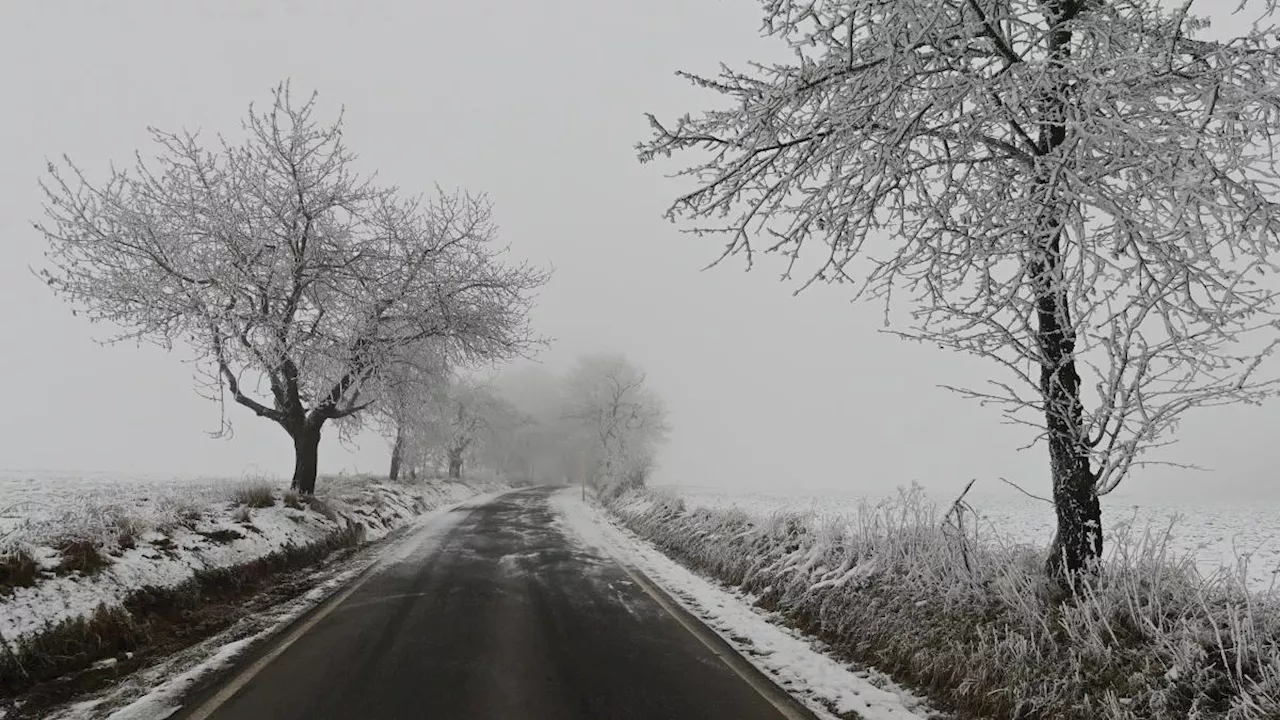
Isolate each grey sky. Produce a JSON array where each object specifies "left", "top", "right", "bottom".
[{"left": 1, "top": 1, "right": 1275, "bottom": 501}]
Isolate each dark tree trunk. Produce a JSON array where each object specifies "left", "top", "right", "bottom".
[
  {"left": 290, "top": 422, "right": 323, "bottom": 495},
  {"left": 1036, "top": 1, "right": 1103, "bottom": 581},
  {"left": 389, "top": 430, "right": 405, "bottom": 481},
  {"left": 1033, "top": 205, "right": 1102, "bottom": 580},
  {"left": 1036, "top": 277, "right": 1102, "bottom": 577},
  {"left": 447, "top": 447, "right": 464, "bottom": 479}
]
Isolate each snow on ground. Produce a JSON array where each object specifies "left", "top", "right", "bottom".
[
  {"left": 0, "top": 470, "right": 251, "bottom": 543},
  {"left": 667, "top": 484, "right": 1280, "bottom": 594},
  {"left": 0, "top": 471, "right": 499, "bottom": 647},
  {"left": 41, "top": 490, "right": 506, "bottom": 720},
  {"left": 551, "top": 488, "right": 937, "bottom": 720}
]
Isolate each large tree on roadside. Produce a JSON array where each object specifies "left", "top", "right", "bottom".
[
  {"left": 639, "top": 1, "right": 1280, "bottom": 577},
  {"left": 37, "top": 84, "right": 546, "bottom": 494}
]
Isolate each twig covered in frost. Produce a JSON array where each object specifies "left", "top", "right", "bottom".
[{"left": 638, "top": 0, "right": 1280, "bottom": 576}]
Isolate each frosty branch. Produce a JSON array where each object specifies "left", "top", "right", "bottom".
[
  {"left": 36, "top": 83, "right": 547, "bottom": 493},
  {"left": 638, "top": 0, "right": 1280, "bottom": 576}
]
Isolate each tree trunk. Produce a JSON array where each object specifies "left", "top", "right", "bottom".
[
  {"left": 389, "top": 430, "right": 405, "bottom": 481},
  {"left": 447, "top": 447, "right": 464, "bottom": 479},
  {"left": 1036, "top": 1, "right": 1102, "bottom": 581},
  {"left": 1031, "top": 197, "right": 1102, "bottom": 580},
  {"left": 1036, "top": 282, "right": 1102, "bottom": 577},
  {"left": 290, "top": 422, "right": 323, "bottom": 495}
]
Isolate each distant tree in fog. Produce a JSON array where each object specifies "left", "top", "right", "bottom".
[
  {"left": 563, "top": 354, "right": 669, "bottom": 496},
  {"left": 36, "top": 83, "right": 545, "bottom": 494},
  {"left": 369, "top": 341, "right": 452, "bottom": 482},
  {"left": 487, "top": 365, "right": 587, "bottom": 484},
  {"left": 639, "top": 0, "right": 1280, "bottom": 578},
  {"left": 418, "top": 378, "right": 519, "bottom": 480}
]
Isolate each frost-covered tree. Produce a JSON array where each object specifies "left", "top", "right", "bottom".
[
  {"left": 37, "top": 84, "right": 546, "bottom": 494},
  {"left": 370, "top": 341, "right": 452, "bottom": 481},
  {"left": 638, "top": 1, "right": 1280, "bottom": 576},
  {"left": 416, "top": 378, "right": 518, "bottom": 479},
  {"left": 563, "top": 354, "right": 669, "bottom": 494}
]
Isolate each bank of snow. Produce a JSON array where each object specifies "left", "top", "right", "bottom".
[
  {"left": 551, "top": 488, "right": 936, "bottom": 720},
  {"left": 0, "top": 475, "right": 503, "bottom": 699},
  {"left": 45, "top": 490, "right": 500, "bottom": 720}
]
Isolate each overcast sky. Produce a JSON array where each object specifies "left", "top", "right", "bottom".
[{"left": 1, "top": 1, "right": 1276, "bottom": 502}]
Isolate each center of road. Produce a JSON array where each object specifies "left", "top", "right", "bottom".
[{"left": 178, "top": 486, "right": 816, "bottom": 720}]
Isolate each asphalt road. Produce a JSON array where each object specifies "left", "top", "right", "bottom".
[{"left": 182, "top": 486, "right": 813, "bottom": 720}]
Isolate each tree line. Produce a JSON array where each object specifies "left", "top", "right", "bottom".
[
  {"left": 33, "top": 85, "right": 667, "bottom": 498},
  {"left": 35, "top": 85, "right": 547, "bottom": 495},
  {"left": 377, "top": 355, "right": 668, "bottom": 494},
  {"left": 38, "top": 0, "right": 1280, "bottom": 586}
]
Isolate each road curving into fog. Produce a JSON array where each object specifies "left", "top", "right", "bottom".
[{"left": 178, "top": 486, "right": 815, "bottom": 720}]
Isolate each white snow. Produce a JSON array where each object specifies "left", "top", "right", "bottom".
[
  {"left": 0, "top": 476, "right": 492, "bottom": 647},
  {"left": 551, "top": 488, "right": 938, "bottom": 720},
  {"left": 40, "top": 489, "right": 504, "bottom": 720}
]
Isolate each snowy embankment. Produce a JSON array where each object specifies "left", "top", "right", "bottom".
[
  {"left": 602, "top": 486, "right": 1280, "bottom": 720},
  {"left": 0, "top": 473, "right": 503, "bottom": 701},
  {"left": 552, "top": 488, "right": 936, "bottom": 720}
]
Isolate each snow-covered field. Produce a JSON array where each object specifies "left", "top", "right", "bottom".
[
  {"left": 0, "top": 470, "right": 253, "bottom": 540},
  {"left": 664, "top": 485, "right": 1280, "bottom": 594}
]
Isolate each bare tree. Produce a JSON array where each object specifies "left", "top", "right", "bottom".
[
  {"left": 638, "top": 1, "right": 1280, "bottom": 576},
  {"left": 36, "top": 83, "right": 546, "bottom": 494},
  {"left": 370, "top": 341, "right": 452, "bottom": 481},
  {"left": 563, "top": 354, "right": 669, "bottom": 494},
  {"left": 416, "top": 378, "right": 517, "bottom": 479}
]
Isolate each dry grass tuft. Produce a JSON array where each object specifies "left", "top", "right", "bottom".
[
  {"left": 0, "top": 546, "right": 40, "bottom": 596},
  {"left": 52, "top": 538, "right": 108, "bottom": 577},
  {"left": 230, "top": 479, "right": 275, "bottom": 509},
  {"left": 282, "top": 489, "right": 304, "bottom": 510},
  {"left": 303, "top": 495, "right": 341, "bottom": 524}
]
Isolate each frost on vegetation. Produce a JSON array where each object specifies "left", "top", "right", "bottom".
[
  {"left": 0, "top": 472, "right": 492, "bottom": 650},
  {"left": 609, "top": 486, "right": 1280, "bottom": 719}
]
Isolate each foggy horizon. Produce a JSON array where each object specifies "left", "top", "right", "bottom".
[{"left": 3, "top": 1, "right": 1278, "bottom": 505}]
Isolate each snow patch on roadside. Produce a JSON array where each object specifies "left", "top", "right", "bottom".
[
  {"left": 45, "top": 567, "right": 364, "bottom": 720},
  {"left": 551, "top": 488, "right": 937, "bottom": 720},
  {"left": 1, "top": 479, "right": 488, "bottom": 646},
  {"left": 42, "top": 489, "right": 497, "bottom": 720}
]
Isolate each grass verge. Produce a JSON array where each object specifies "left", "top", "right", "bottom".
[{"left": 606, "top": 487, "right": 1280, "bottom": 719}]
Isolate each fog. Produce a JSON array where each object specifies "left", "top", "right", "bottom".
[{"left": 2, "top": 1, "right": 1276, "bottom": 503}]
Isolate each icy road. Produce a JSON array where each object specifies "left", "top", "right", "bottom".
[{"left": 176, "top": 486, "right": 815, "bottom": 720}]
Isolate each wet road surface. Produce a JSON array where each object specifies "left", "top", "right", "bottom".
[{"left": 182, "top": 486, "right": 812, "bottom": 720}]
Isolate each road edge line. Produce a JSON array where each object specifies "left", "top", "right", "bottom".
[
  {"left": 179, "top": 552, "right": 379, "bottom": 720},
  {"left": 174, "top": 489, "right": 507, "bottom": 720},
  {"left": 586, "top": 518, "right": 818, "bottom": 720}
]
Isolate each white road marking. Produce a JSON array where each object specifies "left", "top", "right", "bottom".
[
  {"left": 180, "top": 495, "right": 486, "bottom": 720},
  {"left": 588, "top": 527, "right": 814, "bottom": 720}
]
